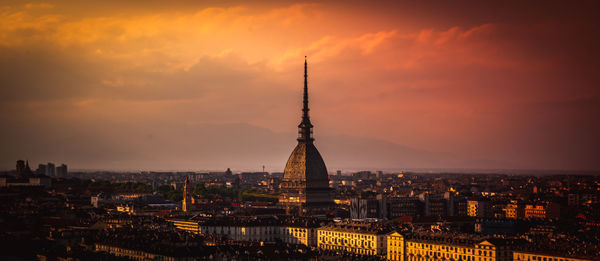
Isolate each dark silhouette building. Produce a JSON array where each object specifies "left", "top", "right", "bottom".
[
  {"left": 16, "top": 160, "right": 33, "bottom": 178},
  {"left": 279, "top": 57, "right": 332, "bottom": 214}
]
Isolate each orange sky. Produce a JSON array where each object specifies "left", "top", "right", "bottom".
[{"left": 1, "top": 1, "right": 599, "bottom": 171}]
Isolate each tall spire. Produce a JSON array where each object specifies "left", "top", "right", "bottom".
[
  {"left": 298, "top": 56, "right": 314, "bottom": 143},
  {"left": 303, "top": 56, "right": 308, "bottom": 119}
]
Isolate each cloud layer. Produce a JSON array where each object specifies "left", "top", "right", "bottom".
[{"left": 1, "top": 1, "right": 599, "bottom": 171}]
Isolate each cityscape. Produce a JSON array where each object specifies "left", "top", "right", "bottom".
[{"left": 1, "top": 1, "right": 599, "bottom": 261}]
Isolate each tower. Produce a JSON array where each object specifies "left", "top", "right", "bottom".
[
  {"left": 279, "top": 57, "right": 332, "bottom": 215},
  {"left": 182, "top": 176, "right": 189, "bottom": 212},
  {"left": 16, "top": 160, "right": 25, "bottom": 178}
]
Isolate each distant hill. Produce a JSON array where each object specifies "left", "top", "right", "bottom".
[{"left": 0, "top": 120, "right": 507, "bottom": 171}]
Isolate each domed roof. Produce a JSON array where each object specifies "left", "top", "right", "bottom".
[{"left": 283, "top": 142, "right": 329, "bottom": 185}]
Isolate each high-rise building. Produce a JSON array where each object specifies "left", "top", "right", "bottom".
[
  {"left": 279, "top": 57, "right": 332, "bottom": 214},
  {"left": 56, "top": 164, "right": 68, "bottom": 178},
  {"left": 36, "top": 164, "right": 47, "bottom": 175},
  {"left": 46, "top": 162, "right": 56, "bottom": 177}
]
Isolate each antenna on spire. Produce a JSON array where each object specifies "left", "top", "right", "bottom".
[{"left": 303, "top": 56, "right": 308, "bottom": 117}]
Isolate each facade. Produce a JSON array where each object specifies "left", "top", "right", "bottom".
[
  {"left": 317, "top": 222, "right": 389, "bottom": 257},
  {"left": 56, "top": 164, "right": 68, "bottom": 178},
  {"left": 503, "top": 200, "right": 524, "bottom": 219},
  {"left": 513, "top": 251, "right": 592, "bottom": 261},
  {"left": 387, "top": 232, "right": 405, "bottom": 261},
  {"left": 350, "top": 195, "right": 386, "bottom": 219},
  {"left": 167, "top": 216, "right": 319, "bottom": 247},
  {"left": 0, "top": 175, "right": 52, "bottom": 188},
  {"left": 387, "top": 196, "right": 422, "bottom": 218},
  {"left": 169, "top": 219, "right": 201, "bottom": 234},
  {"left": 423, "top": 193, "right": 446, "bottom": 217},
  {"left": 468, "top": 199, "right": 492, "bottom": 218},
  {"left": 279, "top": 58, "right": 331, "bottom": 213},
  {"left": 388, "top": 233, "right": 515, "bottom": 261},
  {"left": 46, "top": 162, "right": 56, "bottom": 177},
  {"left": 523, "top": 202, "right": 560, "bottom": 220},
  {"left": 95, "top": 244, "right": 198, "bottom": 261}
]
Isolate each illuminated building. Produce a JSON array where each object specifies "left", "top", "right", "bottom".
[
  {"left": 523, "top": 202, "right": 560, "bottom": 220},
  {"left": 513, "top": 251, "right": 592, "bottom": 261},
  {"left": 387, "top": 231, "right": 405, "bottom": 261},
  {"left": 468, "top": 199, "right": 492, "bottom": 218},
  {"left": 279, "top": 57, "right": 332, "bottom": 214},
  {"left": 387, "top": 232, "right": 516, "bottom": 261},
  {"left": 317, "top": 222, "right": 389, "bottom": 257},
  {"left": 167, "top": 216, "right": 319, "bottom": 247},
  {"left": 95, "top": 244, "right": 203, "bottom": 261},
  {"left": 169, "top": 219, "right": 201, "bottom": 234},
  {"left": 502, "top": 200, "right": 524, "bottom": 219}
]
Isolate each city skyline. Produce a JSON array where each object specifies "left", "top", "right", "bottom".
[{"left": 1, "top": 0, "right": 599, "bottom": 171}]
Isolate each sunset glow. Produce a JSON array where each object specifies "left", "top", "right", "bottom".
[{"left": 1, "top": 1, "right": 598, "bottom": 171}]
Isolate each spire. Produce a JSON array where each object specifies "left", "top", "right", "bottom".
[
  {"left": 298, "top": 56, "right": 314, "bottom": 143},
  {"left": 303, "top": 56, "right": 308, "bottom": 119},
  {"left": 182, "top": 176, "right": 189, "bottom": 212}
]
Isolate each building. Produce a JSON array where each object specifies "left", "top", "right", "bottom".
[
  {"left": 468, "top": 199, "right": 492, "bottom": 218},
  {"left": 503, "top": 200, "right": 524, "bottom": 219},
  {"left": 474, "top": 219, "right": 527, "bottom": 235},
  {"left": 46, "top": 162, "right": 56, "bottom": 177},
  {"left": 387, "top": 232, "right": 516, "bottom": 261},
  {"left": 1, "top": 160, "right": 52, "bottom": 188},
  {"left": 387, "top": 231, "right": 405, "bottom": 261},
  {"left": 350, "top": 195, "right": 386, "bottom": 219},
  {"left": 16, "top": 160, "right": 26, "bottom": 177},
  {"left": 317, "top": 222, "right": 390, "bottom": 257},
  {"left": 279, "top": 57, "right": 332, "bottom": 214},
  {"left": 169, "top": 218, "right": 202, "bottom": 234},
  {"left": 0, "top": 175, "right": 52, "bottom": 188},
  {"left": 15, "top": 160, "right": 35, "bottom": 178},
  {"left": 513, "top": 251, "right": 592, "bottom": 261},
  {"left": 524, "top": 202, "right": 560, "bottom": 220},
  {"left": 387, "top": 196, "right": 422, "bottom": 219},
  {"left": 56, "top": 164, "right": 68, "bottom": 178},
  {"left": 36, "top": 164, "right": 47, "bottom": 175},
  {"left": 421, "top": 193, "right": 446, "bottom": 217},
  {"left": 167, "top": 216, "right": 320, "bottom": 247}
]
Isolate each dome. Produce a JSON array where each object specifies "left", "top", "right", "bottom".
[{"left": 283, "top": 142, "right": 329, "bottom": 187}]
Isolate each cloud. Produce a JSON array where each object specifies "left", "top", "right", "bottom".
[
  {"left": 0, "top": 1, "right": 598, "bottom": 170},
  {"left": 24, "top": 3, "right": 54, "bottom": 9}
]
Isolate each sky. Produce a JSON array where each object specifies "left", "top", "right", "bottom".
[{"left": 1, "top": 0, "right": 599, "bottom": 172}]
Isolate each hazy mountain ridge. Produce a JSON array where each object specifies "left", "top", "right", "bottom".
[{"left": 2, "top": 121, "right": 505, "bottom": 171}]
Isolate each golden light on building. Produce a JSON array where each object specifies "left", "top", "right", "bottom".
[
  {"left": 513, "top": 251, "right": 592, "bottom": 261},
  {"left": 317, "top": 223, "right": 388, "bottom": 257},
  {"left": 387, "top": 232, "right": 514, "bottom": 261}
]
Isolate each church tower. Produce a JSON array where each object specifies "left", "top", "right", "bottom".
[{"left": 279, "top": 57, "right": 332, "bottom": 214}]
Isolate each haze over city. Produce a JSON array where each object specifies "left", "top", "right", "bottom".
[{"left": 1, "top": 0, "right": 599, "bottom": 171}]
